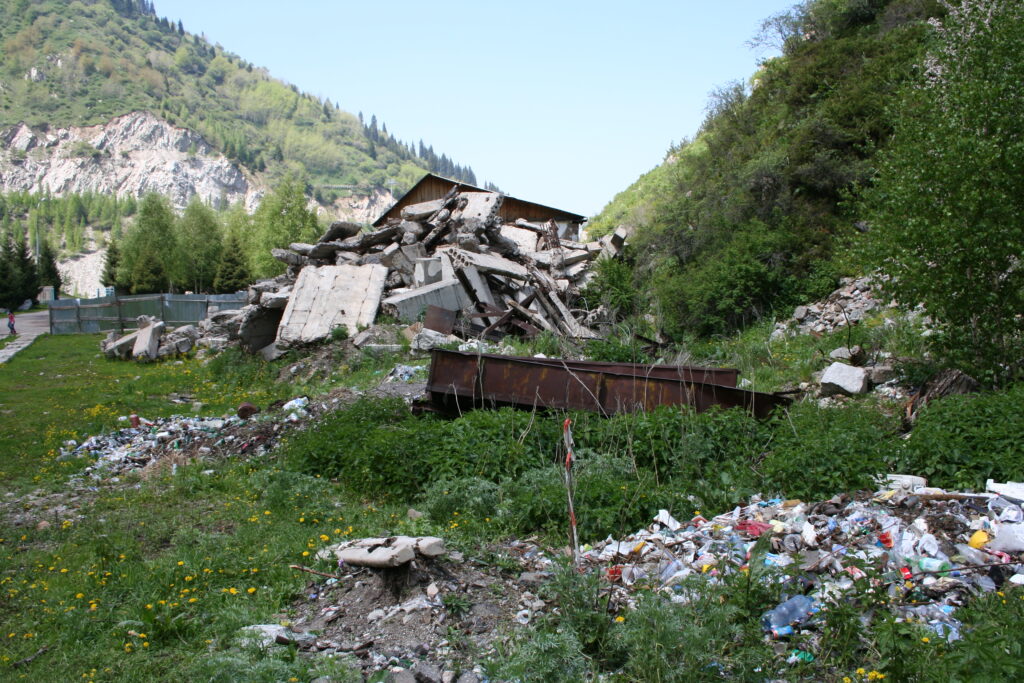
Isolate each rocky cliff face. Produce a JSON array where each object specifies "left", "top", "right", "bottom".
[{"left": 0, "top": 111, "right": 261, "bottom": 211}]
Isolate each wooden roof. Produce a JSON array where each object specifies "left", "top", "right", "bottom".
[{"left": 373, "top": 173, "right": 586, "bottom": 227}]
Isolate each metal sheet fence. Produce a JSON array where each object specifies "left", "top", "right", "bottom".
[{"left": 49, "top": 293, "right": 247, "bottom": 334}]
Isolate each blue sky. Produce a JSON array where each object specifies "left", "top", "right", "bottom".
[{"left": 158, "top": 1, "right": 798, "bottom": 217}]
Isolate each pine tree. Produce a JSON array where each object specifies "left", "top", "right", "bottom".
[
  {"left": 120, "top": 193, "right": 177, "bottom": 294},
  {"left": 213, "top": 232, "right": 251, "bottom": 293},
  {"left": 0, "top": 233, "right": 38, "bottom": 310},
  {"left": 175, "top": 196, "right": 223, "bottom": 293},
  {"left": 37, "top": 239, "right": 62, "bottom": 298},
  {"left": 102, "top": 240, "right": 121, "bottom": 291}
]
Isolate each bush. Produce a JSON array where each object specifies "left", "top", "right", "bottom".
[
  {"left": 895, "top": 383, "right": 1024, "bottom": 490},
  {"left": 761, "top": 401, "right": 899, "bottom": 499}
]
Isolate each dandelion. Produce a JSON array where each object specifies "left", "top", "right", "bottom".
[
  {"left": 301, "top": 551, "right": 309, "bottom": 557},
  {"left": 614, "top": 616, "right": 625, "bottom": 623},
  {"left": 177, "top": 561, "right": 184, "bottom": 566},
  {"left": 921, "top": 637, "right": 930, "bottom": 643},
  {"left": 247, "top": 587, "right": 256, "bottom": 594}
]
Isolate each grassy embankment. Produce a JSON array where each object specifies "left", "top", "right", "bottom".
[{"left": 1, "top": 322, "right": 1024, "bottom": 680}]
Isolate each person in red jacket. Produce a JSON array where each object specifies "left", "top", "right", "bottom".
[{"left": 7, "top": 311, "right": 15, "bottom": 336}]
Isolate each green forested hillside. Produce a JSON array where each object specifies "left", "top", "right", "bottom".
[
  {"left": 591, "top": 0, "right": 944, "bottom": 336},
  {"left": 0, "top": 0, "right": 475, "bottom": 199}
]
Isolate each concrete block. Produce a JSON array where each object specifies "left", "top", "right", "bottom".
[
  {"left": 276, "top": 265, "right": 388, "bottom": 345},
  {"left": 132, "top": 321, "right": 165, "bottom": 360},
  {"left": 382, "top": 279, "right": 472, "bottom": 322},
  {"left": 414, "top": 257, "right": 443, "bottom": 287},
  {"left": 500, "top": 225, "right": 539, "bottom": 253}
]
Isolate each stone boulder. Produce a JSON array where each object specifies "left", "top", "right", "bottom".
[{"left": 820, "top": 362, "right": 869, "bottom": 397}]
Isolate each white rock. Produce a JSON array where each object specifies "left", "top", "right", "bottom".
[{"left": 820, "top": 362, "right": 869, "bottom": 396}]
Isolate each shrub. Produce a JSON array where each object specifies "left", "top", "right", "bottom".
[
  {"left": 761, "top": 401, "right": 899, "bottom": 499},
  {"left": 895, "top": 383, "right": 1024, "bottom": 490}
]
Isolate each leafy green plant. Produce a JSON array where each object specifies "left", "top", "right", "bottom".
[{"left": 858, "top": 0, "right": 1024, "bottom": 385}]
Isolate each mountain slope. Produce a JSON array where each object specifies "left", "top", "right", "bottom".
[
  {"left": 0, "top": 0, "right": 475, "bottom": 207},
  {"left": 590, "top": 0, "right": 945, "bottom": 337}
]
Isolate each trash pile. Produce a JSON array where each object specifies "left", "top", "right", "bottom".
[
  {"left": 103, "top": 191, "right": 629, "bottom": 361},
  {"left": 550, "top": 475, "right": 1024, "bottom": 644},
  {"left": 61, "top": 396, "right": 321, "bottom": 478}
]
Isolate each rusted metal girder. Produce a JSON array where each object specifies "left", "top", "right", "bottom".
[{"left": 422, "top": 349, "right": 789, "bottom": 419}]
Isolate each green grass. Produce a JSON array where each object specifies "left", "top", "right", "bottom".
[
  {"left": 0, "top": 335, "right": 434, "bottom": 680},
  {"left": 0, "top": 336, "right": 289, "bottom": 491},
  {"left": 2, "top": 325, "right": 1022, "bottom": 681}
]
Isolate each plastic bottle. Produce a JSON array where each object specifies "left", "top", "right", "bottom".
[
  {"left": 762, "top": 595, "right": 818, "bottom": 637},
  {"left": 917, "top": 557, "right": 952, "bottom": 574}
]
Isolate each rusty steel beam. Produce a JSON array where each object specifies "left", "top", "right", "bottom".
[{"left": 423, "top": 350, "right": 788, "bottom": 419}]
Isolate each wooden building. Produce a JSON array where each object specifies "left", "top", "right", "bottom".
[{"left": 373, "top": 173, "right": 586, "bottom": 239}]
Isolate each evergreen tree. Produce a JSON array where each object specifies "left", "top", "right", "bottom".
[
  {"left": 37, "top": 239, "right": 62, "bottom": 298},
  {"left": 213, "top": 232, "right": 251, "bottom": 293},
  {"left": 0, "top": 233, "right": 38, "bottom": 310},
  {"left": 102, "top": 240, "right": 122, "bottom": 291},
  {"left": 175, "top": 196, "right": 223, "bottom": 293},
  {"left": 120, "top": 193, "right": 177, "bottom": 294}
]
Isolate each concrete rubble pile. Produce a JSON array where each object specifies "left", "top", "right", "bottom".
[
  {"left": 100, "top": 315, "right": 201, "bottom": 361},
  {"left": 502, "top": 475, "right": 1024, "bottom": 647},
  {"left": 193, "top": 190, "right": 629, "bottom": 359}
]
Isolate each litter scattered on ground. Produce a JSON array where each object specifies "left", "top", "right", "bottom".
[
  {"left": 58, "top": 395, "right": 334, "bottom": 479},
  {"left": 239, "top": 476, "right": 1024, "bottom": 677}
]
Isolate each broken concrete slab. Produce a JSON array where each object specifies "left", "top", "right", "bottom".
[
  {"left": 382, "top": 279, "right": 472, "bottom": 322},
  {"left": 319, "top": 221, "right": 362, "bottom": 243},
  {"left": 820, "top": 362, "right": 870, "bottom": 396},
  {"left": 452, "top": 192, "right": 502, "bottom": 226},
  {"left": 318, "top": 536, "right": 446, "bottom": 569},
  {"left": 132, "top": 321, "right": 165, "bottom": 360},
  {"left": 449, "top": 248, "right": 529, "bottom": 280},
  {"left": 102, "top": 328, "right": 142, "bottom": 359},
  {"left": 238, "top": 306, "right": 284, "bottom": 353},
  {"left": 260, "top": 289, "right": 291, "bottom": 309},
  {"left": 277, "top": 265, "right": 388, "bottom": 345},
  {"left": 400, "top": 199, "right": 446, "bottom": 221},
  {"left": 411, "top": 328, "right": 459, "bottom": 352},
  {"left": 257, "top": 342, "right": 286, "bottom": 361},
  {"left": 500, "top": 224, "right": 539, "bottom": 253},
  {"left": 271, "top": 248, "right": 309, "bottom": 267}
]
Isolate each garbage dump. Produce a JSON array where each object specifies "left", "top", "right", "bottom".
[
  {"left": 60, "top": 396, "right": 323, "bottom": 478},
  {"left": 530, "top": 474, "right": 1024, "bottom": 646}
]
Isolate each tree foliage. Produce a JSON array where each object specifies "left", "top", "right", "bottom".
[
  {"left": 860, "top": 0, "right": 1024, "bottom": 385},
  {"left": 248, "top": 177, "right": 318, "bottom": 279},
  {"left": 119, "top": 193, "right": 176, "bottom": 294},
  {"left": 213, "top": 231, "right": 251, "bottom": 293},
  {"left": 0, "top": 230, "right": 38, "bottom": 310},
  {"left": 175, "top": 196, "right": 222, "bottom": 293}
]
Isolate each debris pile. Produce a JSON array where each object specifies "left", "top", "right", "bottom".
[
  {"left": 100, "top": 191, "right": 628, "bottom": 360},
  {"left": 545, "top": 475, "right": 1024, "bottom": 646},
  {"left": 61, "top": 396, "right": 327, "bottom": 478},
  {"left": 772, "top": 276, "right": 887, "bottom": 340},
  {"left": 100, "top": 316, "right": 202, "bottom": 361},
  {"left": 254, "top": 531, "right": 526, "bottom": 680}
]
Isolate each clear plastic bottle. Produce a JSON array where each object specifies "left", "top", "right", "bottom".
[{"left": 762, "top": 595, "right": 818, "bottom": 637}]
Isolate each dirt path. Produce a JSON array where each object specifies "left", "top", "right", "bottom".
[{"left": 0, "top": 310, "right": 52, "bottom": 364}]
